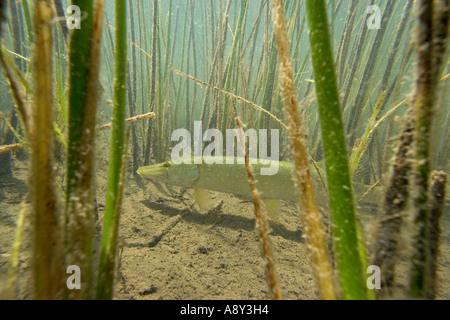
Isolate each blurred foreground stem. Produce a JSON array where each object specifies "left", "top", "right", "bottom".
[
  {"left": 409, "top": 0, "right": 449, "bottom": 298},
  {"left": 32, "top": 0, "right": 64, "bottom": 300}
]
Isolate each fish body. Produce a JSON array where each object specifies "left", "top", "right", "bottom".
[
  {"left": 137, "top": 156, "right": 382, "bottom": 213},
  {"left": 137, "top": 157, "right": 303, "bottom": 203}
]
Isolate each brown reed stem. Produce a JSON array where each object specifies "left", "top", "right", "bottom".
[
  {"left": 409, "top": 0, "right": 449, "bottom": 298},
  {"left": 98, "top": 112, "right": 155, "bottom": 130},
  {"left": 169, "top": 66, "right": 288, "bottom": 130},
  {"left": 272, "top": 0, "right": 335, "bottom": 300},
  {"left": 424, "top": 171, "right": 447, "bottom": 299},
  {"left": 234, "top": 112, "right": 281, "bottom": 300},
  {"left": 372, "top": 112, "right": 414, "bottom": 298},
  {"left": 0, "top": 113, "right": 155, "bottom": 155},
  {"left": 31, "top": 0, "right": 64, "bottom": 299},
  {"left": 0, "top": 143, "right": 22, "bottom": 154}
]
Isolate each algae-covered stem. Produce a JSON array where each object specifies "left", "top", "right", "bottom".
[
  {"left": 372, "top": 112, "right": 414, "bottom": 298},
  {"left": 271, "top": 0, "right": 336, "bottom": 300},
  {"left": 425, "top": 171, "right": 447, "bottom": 299},
  {"left": 97, "top": 0, "right": 128, "bottom": 300},
  {"left": 409, "top": 0, "right": 449, "bottom": 298},
  {"left": 65, "top": 0, "right": 104, "bottom": 299}
]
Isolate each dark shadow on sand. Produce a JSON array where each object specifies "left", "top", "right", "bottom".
[
  {"left": 141, "top": 199, "right": 304, "bottom": 244},
  {"left": 0, "top": 174, "right": 28, "bottom": 203}
]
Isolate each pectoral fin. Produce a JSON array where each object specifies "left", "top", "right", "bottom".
[
  {"left": 262, "top": 198, "right": 281, "bottom": 221},
  {"left": 194, "top": 188, "right": 215, "bottom": 213}
]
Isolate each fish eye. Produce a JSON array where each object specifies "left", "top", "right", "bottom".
[{"left": 162, "top": 162, "right": 171, "bottom": 168}]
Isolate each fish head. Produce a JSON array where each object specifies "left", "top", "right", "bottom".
[{"left": 137, "top": 161, "right": 199, "bottom": 187}]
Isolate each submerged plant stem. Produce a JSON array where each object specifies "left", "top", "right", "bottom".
[
  {"left": 272, "top": 0, "right": 336, "bottom": 300},
  {"left": 372, "top": 112, "right": 414, "bottom": 298},
  {"left": 4, "top": 204, "right": 25, "bottom": 299},
  {"left": 304, "top": 0, "right": 367, "bottom": 299},
  {"left": 97, "top": 0, "right": 127, "bottom": 300},
  {"left": 409, "top": 0, "right": 449, "bottom": 298},
  {"left": 0, "top": 44, "right": 30, "bottom": 136},
  {"left": 424, "top": 171, "right": 447, "bottom": 299},
  {"left": 65, "top": 0, "right": 104, "bottom": 300},
  {"left": 169, "top": 66, "right": 287, "bottom": 130},
  {"left": 32, "top": 0, "right": 64, "bottom": 300},
  {"left": 234, "top": 114, "right": 281, "bottom": 300}
]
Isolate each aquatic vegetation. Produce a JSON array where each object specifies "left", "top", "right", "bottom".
[
  {"left": 31, "top": 0, "right": 62, "bottom": 299},
  {"left": 408, "top": 0, "right": 449, "bottom": 298},
  {"left": 0, "top": 0, "right": 448, "bottom": 300},
  {"left": 272, "top": 0, "right": 335, "bottom": 300},
  {"left": 65, "top": 0, "right": 103, "bottom": 300},
  {"left": 304, "top": 0, "right": 368, "bottom": 300},
  {"left": 96, "top": 0, "right": 127, "bottom": 300}
]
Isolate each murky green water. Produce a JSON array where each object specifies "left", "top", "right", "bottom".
[{"left": 0, "top": 0, "right": 448, "bottom": 300}]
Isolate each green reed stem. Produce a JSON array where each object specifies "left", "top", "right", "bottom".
[
  {"left": 97, "top": 0, "right": 127, "bottom": 300},
  {"left": 20, "top": 0, "right": 33, "bottom": 43},
  {"left": 65, "top": 0, "right": 94, "bottom": 201},
  {"left": 347, "top": 1, "right": 396, "bottom": 147},
  {"left": 222, "top": 0, "right": 248, "bottom": 131},
  {"left": 143, "top": 0, "right": 159, "bottom": 164},
  {"left": 272, "top": 0, "right": 336, "bottom": 300},
  {"left": 305, "top": 0, "right": 367, "bottom": 300},
  {"left": 4, "top": 205, "right": 25, "bottom": 299},
  {"left": 65, "top": 0, "right": 104, "bottom": 300},
  {"left": 258, "top": 39, "right": 277, "bottom": 129}
]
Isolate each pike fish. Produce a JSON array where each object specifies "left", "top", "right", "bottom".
[{"left": 137, "top": 157, "right": 327, "bottom": 218}]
